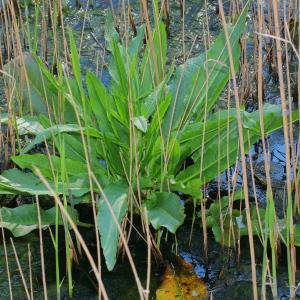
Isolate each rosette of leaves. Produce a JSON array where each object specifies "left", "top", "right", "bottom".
[{"left": 1, "top": 5, "right": 298, "bottom": 270}]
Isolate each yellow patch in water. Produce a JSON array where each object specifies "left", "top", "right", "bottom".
[{"left": 156, "top": 257, "right": 207, "bottom": 300}]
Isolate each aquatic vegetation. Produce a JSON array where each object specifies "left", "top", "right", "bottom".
[
  {"left": 0, "top": 5, "right": 298, "bottom": 278},
  {"left": 0, "top": 203, "right": 86, "bottom": 237},
  {"left": 205, "top": 191, "right": 300, "bottom": 248}
]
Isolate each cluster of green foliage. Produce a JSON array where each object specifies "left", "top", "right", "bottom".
[
  {"left": 206, "top": 191, "right": 300, "bottom": 248},
  {"left": 0, "top": 6, "right": 298, "bottom": 270}
]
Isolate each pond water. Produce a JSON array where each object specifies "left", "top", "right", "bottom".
[{"left": 0, "top": 0, "right": 299, "bottom": 299}]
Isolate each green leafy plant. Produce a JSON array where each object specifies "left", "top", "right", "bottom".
[
  {"left": 205, "top": 190, "right": 263, "bottom": 246},
  {"left": 0, "top": 203, "right": 86, "bottom": 237},
  {"left": 1, "top": 6, "right": 298, "bottom": 271},
  {"left": 206, "top": 191, "right": 300, "bottom": 248}
]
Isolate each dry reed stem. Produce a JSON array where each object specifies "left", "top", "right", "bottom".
[
  {"left": 271, "top": 0, "right": 296, "bottom": 297},
  {"left": 0, "top": 215, "right": 13, "bottom": 300},
  {"left": 36, "top": 196, "right": 48, "bottom": 300},
  {"left": 218, "top": 1, "right": 258, "bottom": 299},
  {"left": 10, "top": 238, "right": 31, "bottom": 300},
  {"left": 255, "top": 0, "right": 278, "bottom": 297},
  {"left": 27, "top": 244, "right": 33, "bottom": 300},
  {"left": 34, "top": 167, "right": 110, "bottom": 300}
]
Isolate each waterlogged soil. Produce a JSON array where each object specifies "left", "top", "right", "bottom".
[
  {"left": 63, "top": 0, "right": 213, "bottom": 73},
  {"left": 0, "top": 0, "right": 300, "bottom": 299}
]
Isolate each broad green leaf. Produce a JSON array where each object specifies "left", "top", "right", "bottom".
[
  {"left": 171, "top": 179, "right": 202, "bottom": 198},
  {"left": 144, "top": 192, "right": 185, "bottom": 233},
  {"left": 284, "top": 224, "right": 300, "bottom": 247},
  {"left": 142, "top": 92, "right": 171, "bottom": 171},
  {"left": 206, "top": 190, "right": 244, "bottom": 221},
  {"left": 205, "top": 191, "right": 266, "bottom": 246},
  {"left": 12, "top": 154, "right": 88, "bottom": 178},
  {"left": 86, "top": 71, "right": 113, "bottom": 133},
  {"left": 128, "top": 25, "right": 146, "bottom": 59},
  {"left": 162, "top": 5, "right": 249, "bottom": 137},
  {"left": 69, "top": 30, "right": 83, "bottom": 92},
  {"left": 21, "top": 124, "right": 84, "bottom": 154},
  {"left": 242, "top": 103, "right": 300, "bottom": 134},
  {"left": 167, "top": 138, "right": 181, "bottom": 174},
  {"left": 0, "top": 169, "right": 60, "bottom": 195},
  {"left": 0, "top": 204, "right": 79, "bottom": 237},
  {"left": 141, "top": 63, "right": 174, "bottom": 118},
  {"left": 147, "top": 136, "right": 165, "bottom": 177},
  {"left": 97, "top": 181, "right": 128, "bottom": 271},
  {"left": 21, "top": 124, "right": 101, "bottom": 154},
  {"left": 149, "top": 137, "right": 182, "bottom": 176},
  {"left": 174, "top": 105, "right": 300, "bottom": 193},
  {"left": 0, "top": 169, "right": 89, "bottom": 197},
  {"left": 56, "top": 133, "right": 85, "bottom": 162},
  {"left": 0, "top": 114, "right": 44, "bottom": 135},
  {"left": 105, "top": 14, "right": 128, "bottom": 98},
  {"left": 140, "top": 21, "right": 167, "bottom": 96},
  {"left": 4, "top": 53, "right": 81, "bottom": 123},
  {"left": 210, "top": 207, "right": 266, "bottom": 247},
  {"left": 4, "top": 53, "right": 58, "bottom": 116}
]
